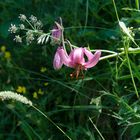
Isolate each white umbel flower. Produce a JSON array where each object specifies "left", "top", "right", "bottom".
[
  {"left": 0, "top": 91, "right": 32, "bottom": 106},
  {"left": 19, "top": 14, "right": 27, "bottom": 21},
  {"left": 19, "top": 24, "right": 25, "bottom": 30},
  {"left": 14, "top": 35, "right": 22, "bottom": 43},
  {"left": 29, "top": 15, "right": 37, "bottom": 23},
  {"left": 8, "top": 24, "right": 18, "bottom": 33},
  {"left": 26, "top": 31, "right": 34, "bottom": 44}
]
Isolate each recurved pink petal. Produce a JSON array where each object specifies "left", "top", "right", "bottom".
[
  {"left": 53, "top": 48, "right": 63, "bottom": 70},
  {"left": 84, "top": 48, "right": 94, "bottom": 60},
  {"left": 58, "top": 47, "right": 71, "bottom": 67},
  {"left": 84, "top": 50, "right": 101, "bottom": 69}
]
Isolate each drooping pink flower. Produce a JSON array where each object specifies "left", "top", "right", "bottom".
[
  {"left": 53, "top": 47, "right": 101, "bottom": 79},
  {"left": 53, "top": 47, "right": 63, "bottom": 70},
  {"left": 51, "top": 22, "right": 62, "bottom": 45}
]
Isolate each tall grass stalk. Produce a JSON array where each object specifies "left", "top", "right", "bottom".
[
  {"left": 89, "top": 117, "right": 105, "bottom": 140},
  {"left": 124, "top": 39, "right": 139, "bottom": 98},
  {"left": 84, "top": 0, "right": 89, "bottom": 30},
  {"left": 135, "top": 0, "right": 139, "bottom": 10},
  {"left": 32, "top": 105, "right": 72, "bottom": 140},
  {"left": 112, "top": 0, "right": 119, "bottom": 22}
]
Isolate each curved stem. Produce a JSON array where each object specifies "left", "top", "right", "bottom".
[
  {"left": 99, "top": 52, "right": 123, "bottom": 61},
  {"left": 60, "top": 17, "right": 67, "bottom": 52},
  {"left": 91, "top": 49, "right": 117, "bottom": 54}
]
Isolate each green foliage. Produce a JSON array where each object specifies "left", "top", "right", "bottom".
[{"left": 1, "top": 0, "right": 140, "bottom": 140}]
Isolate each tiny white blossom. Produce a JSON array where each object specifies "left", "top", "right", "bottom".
[
  {"left": 19, "top": 14, "right": 27, "bottom": 21},
  {"left": 14, "top": 35, "right": 22, "bottom": 43},
  {"left": 26, "top": 31, "right": 34, "bottom": 44},
  {"left": 35, "top": 20, "right": 43, "bottom": 29},
  {"left": 8, "top": 24, "right": 18, "bottom": 33},
  {"left": 29, "top": 15, "right": 37, "bottom": 23},
  {"left": 19, "top": 24, "right": 25, "bottom": 30},
  {"left": 26, "top": 30, "right": 33, "bottom": 36}
]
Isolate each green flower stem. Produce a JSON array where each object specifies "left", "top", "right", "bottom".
[
  {"left": 25, "top": 19, "right": 35, "bottom": 30},
  {"left": 91, "top": 49, "right": 117, "bottom": 54},
  {"left": 22, "top": 28, "right": 49, "bottom": 35},
  {"left": 65, "top": 41, "right": 117, "bottom": 54},
  {"left": 65, "top": 40, "right": 140, "bottom": 61},
  {"left": 60, "top": 17, "right": 67, "bottom": 52},
  {"left": 99, "top": 52, "right": 124, "bottom": 61},
  {"left": 99, "top": 47, "right": 140, "bottom": 61}
]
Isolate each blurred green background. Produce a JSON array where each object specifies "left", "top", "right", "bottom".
[{"left": 1, "top": 0, "right": 140, "bottom": 140}]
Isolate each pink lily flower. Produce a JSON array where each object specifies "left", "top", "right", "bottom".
[
  {"left": 53, "top": 47, "right": 101, "bottom": 79},
  {"left": 51, "top": 22, "right": 62, "bottom": 45}
]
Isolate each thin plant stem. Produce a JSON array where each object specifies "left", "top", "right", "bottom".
[
  {"left": 65, "top": 40, "right": 117, "bottom": 54},
  {"left": 92, "top": 49, "right": 117, "bottom": 54},
  {"left": 60, "top": 17, "right": 66, "bottom": 52},
  {"left": 112, "top": 0, "right": 120, "bottom": 22},
  {"left": 84, "top": 0, "right": 89, "bottom": 30},
  {"left": 32, "top": 105, "right": 72, "bottom": 140},
  {"left": 135, "top": 0, "right": 139, "bottom": 10},
  {"left": 89, "top": 117, "right": 105, "bottom": 140},
  {"left": 25, "top": 19, "right": 35, "bottom": 30},
  {"left": 99, "top": 47, "right": 140, "bottom": 61},
  {"left": 65, "top": 39, "right": 140, "bottom": 61},
  {"left": 124, "top": 40, "right": 139, "bottom": 98},
  {"left": 99, "top": 52, "right": 124, "bottom": 61},
  {"left": 122, "top": 7, "right": 140, "bottom": 12},
  {"left": 120, "top": 126, "right": 129, "bottom": 139}
]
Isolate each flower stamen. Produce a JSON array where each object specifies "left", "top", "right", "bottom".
[{"left": 70, "top": 64, "right": 84, "bottom": 79}]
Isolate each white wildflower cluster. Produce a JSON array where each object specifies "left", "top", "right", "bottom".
[
  {"left": 0, "top": 91, "right": 32, "bottom": 106},
  {"left": 8, "top": 14, "right": 44, "bottom": 45},
  {"left": 8, "top": 15, "right": 63, "bottom": 46}
]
